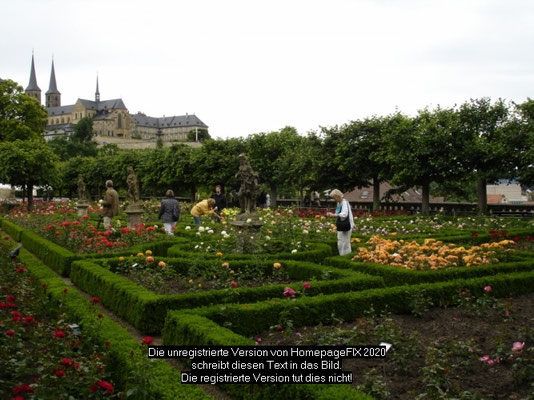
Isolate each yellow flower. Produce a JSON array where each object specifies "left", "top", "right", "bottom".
[
  {"left": 145, "top": 250, "right": 152, "bottom": 255},
  {"left": 136, "top": 252, "right": 144, "bottom": 257},
  {"left": 119, "top": 256, "right": 125, "bottom": 261}
]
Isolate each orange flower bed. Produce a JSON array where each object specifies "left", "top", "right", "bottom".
[{"left": 352, "top": 236, "right": 516, "bottom": 270}]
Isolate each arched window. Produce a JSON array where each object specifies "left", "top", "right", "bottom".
[{"left": 117, "top": 113, "right": 122, "bottom": 129}]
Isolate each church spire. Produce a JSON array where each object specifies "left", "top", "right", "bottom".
[
  {"left": 25, "top": 52, "right": 41, "bottom": 104},
  {"left": 95, "top": 74, "right": 100, "bottom": 103},
  {"left": 46, "top": 57, "right": 61, "bottom": 108}
]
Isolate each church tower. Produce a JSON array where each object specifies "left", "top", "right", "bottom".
[
  {"left": 95, "top": 75, "right": 100, "bottom": 103},
  {"left": 25, "top": 53, "right": 41, "bottom": 104},
  {"left": 45, "top": 58, "right": 61, "bottom": 108}
]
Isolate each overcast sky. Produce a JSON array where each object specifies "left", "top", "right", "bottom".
[{"left": 2, "top": 0, "right": 533, "bottom": 139}]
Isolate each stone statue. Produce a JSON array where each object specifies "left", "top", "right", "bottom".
[
  {"left": 235, "top": 153, "right": 259, "bottom": 214},
  {"left": 126, "top": 166, "right": 140, "bottom": 204},
  {"left": 77, "top": 174, "right": 87, "bottom": 202}
]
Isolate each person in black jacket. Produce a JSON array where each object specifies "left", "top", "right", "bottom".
[
  {"left": 159, "top": 189, "right": 180, "bottom": 234},
  {"left": 210, "top": 185, "right": 227, "bottom": 219}
]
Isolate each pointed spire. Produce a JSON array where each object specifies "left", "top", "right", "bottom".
[
  {"left": 26, "top": 52, "right": 40, "bottom": 92},
  {"left": 95, "top": 74, "right": 100, "bottom": 103},
  {"left": 46, "top": 58, "right": 60, "bottom": 95}
]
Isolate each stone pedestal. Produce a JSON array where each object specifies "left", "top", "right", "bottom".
[
  {"left": 77, "top": 203, "right": 89, "bottom": 217},
  {"left": 125, "top": 206, "right": 143, "bottom": 229},
  {"left": 230, "top": 213, "right": 264, "bottom": 253}
]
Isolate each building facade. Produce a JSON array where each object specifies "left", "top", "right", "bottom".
[{"left": 25, "top": 55, "right": 208, "bottom": 145}]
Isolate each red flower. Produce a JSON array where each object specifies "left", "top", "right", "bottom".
[
  {"left": 142, "top": 336, "right": 154, "bottom": 345},
  {"left": 91, "top": 380, "right": 114, "bottom": 394},
  {"left": 23, "top": 315, "right": 36, "bottom": 324},
  {"left": 82, "top": 215, "right": 90, "bottom": 219},
  {"left": 302, "top": 282, "right": 311, "bottom": 290},
  {"left": 6, "top": 295, "right": 15, "bottom": 302},
  {"left": 90, "top": 297, "right": 101, "bottom": 303},
  {"left": 13, "top": 383, "right": 34, "bottom": 394},
  {"left": 105, "top": 341, "right": 110, "bottom": 346},
  {"left": 6, "top": 330, "right": 15, "bottom": 336},
  {"left": 16, "top": 267, "right": 26, "bottom": 273},
  {"left": 61, "top": 358, "right": 73, "bottom": 366},
  {"left": 60, "top": 221, "right": 71, "bottom": 227},
  {"left": 471, "top": 232, "right": 478, "bottom": 236},
  {"left": 54, "top": 330, "right": 66, "bottom": 338},
  {"left": 283, "top": 287, "right": 296, "bottom": 298},
  {"left": 230, "top": 280, "right": 238, "bottom": 288},
  {"left": 41, "top": 283, "right": 47, "bottom": 288},
  {"left": 54, "top": 369, "right": 66, "bottom": 377},
  {"left": 121, "top": 227, "right": 132, "bottom": 234}
]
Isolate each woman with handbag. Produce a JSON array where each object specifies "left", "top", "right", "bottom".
[
  {"left": 326, "top": 189, "right": 355, "bottom": 256},
  {"left": 159, "top": 189, "right": 180, "bottom": 234}
]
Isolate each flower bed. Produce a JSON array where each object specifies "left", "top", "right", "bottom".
[
  {"left": 70, "top": 256, "right": 384, "bottom": 334},
  {"left": 352, "top": 235, "right": 516, "bottom": 270},
  {"left": 0, "top": 229, "right": 208, "bottom": 400}
]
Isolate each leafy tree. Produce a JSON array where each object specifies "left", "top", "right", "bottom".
[
  {"left": 384, "top": 108, "right": 466, "bottom": 215},
  {"left": 514, "top": 99, "right": 534, "bottom": 186},
  {"left": 187, "top": 128, "right": 211, "bottom": 142},
  {"left": 245, "top": 127, "right": 301, "bottom": 208},
  {"left": 457, "top": 98, "right": 514, "bottom": 214},
  {"left": 195, "top": 138, "right": 247, "bottom": 191},
  {"left": 72, "top": 117, "right": 94, "bottom": 142},
  {"left": 334, "top": 115, "right": 396, "bottom": 211},
  {"left": 0, "top": 139, "right": 59, "bottom": 210},
  {"left": 47, "top": 117, "right": 97, "bottom": 160},
  {"left": 0, "top": 79, "right": 47, "bottom": 142}
]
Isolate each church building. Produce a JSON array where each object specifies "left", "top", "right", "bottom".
[{"left": 25, "top": 54, "right": 208, "bottom": 145}]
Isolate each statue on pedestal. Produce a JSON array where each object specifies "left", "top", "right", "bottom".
[
  {"left": 77, "top": 174, "right": 87, "bottom": 203},
  {"left": 126, "top": 166, "right": 140, "bottom": 205},
  {"left": 235, "top": 153, "right": 259, "bottom": 214}
]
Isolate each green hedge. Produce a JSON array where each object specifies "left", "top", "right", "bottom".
[
  {"left": 0, "top": 217, "right": 25, "bottom": 242},
  {"left": 70, "top": 257, "right": 384, "bottom": 334},
  {"left": 323, "top": 255, "right": 534, "bottom": 286},
  {"left": 166, "top": 270, "right": 534, "bottom": 339},
  {"left": 17, "top": 249, "right": 210, "bottom": 400},
  {"left": 167, "top": 241, "right": 333, "bottom": 264}
]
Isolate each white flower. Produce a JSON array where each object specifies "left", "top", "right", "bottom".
[
  {"left": 316, "top": 230, "right": 321, "bottom": 233},
  {"left": 196, "top": 232, "right": 201, "bottom": 236},
  {"left": 291, "top": 249, "right": 298, "bottom": 253},
  {"left": 116, "top": 220, "right": 121, "bottom": 227},
  {"left": 194, "top": 245, "right": 199, "bottom": 249},
  {"left": 221, "top": 230, "right": 227, "bottom": 236},
  {"left": 246, "top": 218, "right": 252, "bottom": 223},
  {"left": 302, "top": 229, "right": 309, "bottom": 234},
  {"left": 250, "top": 236, "right": 254, "bottom": 240},
  {"left": 185, "top": 226, "right": 191, "bottom": 230},
  {"left": 265, "top": 235, "right": 271, "bottom": 241},
  {"left": 208, "top": 229, "right": 214, "bottom": 234},
  {"left": 198, "top": 226, "right": 205, "bottom": 232},
  {"left": 98, "top": 199, "right": 103, "bottom": 204}
]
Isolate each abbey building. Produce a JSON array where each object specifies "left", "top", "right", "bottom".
[{"left": 25, "top": 54, "right": 208, "bottom": 147}]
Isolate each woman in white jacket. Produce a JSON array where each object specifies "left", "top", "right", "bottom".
[{"left": 326, "top": 189, "right": 355, "bottom": 256}]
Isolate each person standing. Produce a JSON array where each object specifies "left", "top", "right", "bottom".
[
  {"left": 326, "top": 189, "right": 355, "bottom": 256},
  {"left": 159, "top": 189, "right": 180, "bottom": 234},
  {"left": 191, "top": 198, "right": 221, "bottom": 226},
  {"left": 101, "top": 180, "right": 119, "bottom": 229},
  {"left": 210, "top": 185, "right": 227, "bottom": 217}
]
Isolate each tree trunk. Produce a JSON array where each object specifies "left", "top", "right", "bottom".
[
  {"left": 270, "top": 187, "right": 278, "bottom": 209},
  {"left": 26, "top": 184, "right": 34, "bottom": 211},
  {"left": 477, "top": 177, "right": 488, "bottom": 215},
  {"left": 421, "top": 182, "right": 430, "bottom": 216},
  {"left": 190, "top": 185, "right": 196, "bottom": 203},
  {"left": 372, "top": 177, "right": 380, "bottom": 212}
]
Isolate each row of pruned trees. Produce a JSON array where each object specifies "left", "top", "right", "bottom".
[{"left": 1, "top": 78, "right": 533, "bottom": 213}]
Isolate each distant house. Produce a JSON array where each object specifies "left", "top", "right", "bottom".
[
  {"left": 486, "top": 180, "right": 527, "bottom": 204},
  {"left": 344, "top": 182, "right": 444, "bottom": 203}
]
